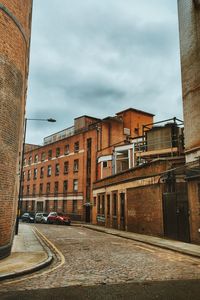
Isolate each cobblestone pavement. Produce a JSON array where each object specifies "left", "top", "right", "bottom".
[{"left": 1, "top": 224, "right": 200, "bottom": 293}]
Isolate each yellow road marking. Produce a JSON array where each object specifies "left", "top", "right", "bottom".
[
  {"left": 135, "top": 245, "right": 155, "bottom": 253},
  {"left": 1, "top": 227, "right": 65, "bottom": 286}
]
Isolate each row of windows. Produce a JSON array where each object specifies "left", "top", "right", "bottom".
[
  {"left": 23, "top": 160, "right": 79, "bottom": 180},
  {"left": 96, "top": 193, "right": 125, "bottom": 217},
  {"left": 22, "top": 179, "right": 78, "bottom": 195},
  {"left": 24, "top": 142, "right": 80, "bottom": 165},
  {"left": 24, "top": 199, "right": 78, "bottom": 213}
]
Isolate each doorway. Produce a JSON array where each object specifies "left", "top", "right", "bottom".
[{"left": 163, "top": 182, "right": 190, "bottom": 242}]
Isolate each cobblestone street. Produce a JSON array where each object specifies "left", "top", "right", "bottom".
[{"left": 1, "top": 224, "right": 200, "bottom": 299}]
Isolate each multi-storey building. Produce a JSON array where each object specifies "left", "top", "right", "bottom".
[
  {"left": 22, "top": 109, "right": 154, "bottom": 222},
  {"left": 92, "top": 118, "right": 188, "bottom": 242},
  {"left": 0, "top": 1, "right": 33, "bottom": 259}
]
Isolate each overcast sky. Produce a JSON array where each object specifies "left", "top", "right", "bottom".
[{"left": 26, "top": 0, "right": 182, "bottom": 145}]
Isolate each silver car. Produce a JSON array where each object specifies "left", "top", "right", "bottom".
[{"left": 35, "top": 212, "right": 48, "bottom": 223}]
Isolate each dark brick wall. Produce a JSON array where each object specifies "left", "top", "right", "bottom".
[
  {"left": 0, "top": 0, "right": 32, "bottom": 259},
  {"left": 127, "top": 185, "right": 164, "bottom": 237}
]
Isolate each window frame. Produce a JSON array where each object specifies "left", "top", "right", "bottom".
[
  {"left": 74, "top": 141, "right": 79, "bottom": 153},
  {"left": 73, "top": 179, "right": 78, "bottom": 192}
]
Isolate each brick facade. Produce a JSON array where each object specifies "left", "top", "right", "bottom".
[
  {"left": 22, "top": 110, "right": 153, "bottom": 222},
  {"left": 93, "top": 158, "right": 189, "bottom": 240},
  {"left": 0, "top": 1, "right": 32, "bottom": 259},
  {"left": 178, "top": 0, "right": 200, "bottom": 244},
  {"left": 127, "top": 185, "right": 163, "bottom": 236}
]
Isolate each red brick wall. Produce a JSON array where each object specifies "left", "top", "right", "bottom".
[
  {"left": 178, "top": 0, "right": 200, "bottom": 152},
  {"left": 187, "top": 181, "right": 200, "bottom": 244},
  {"left": 22, "top": 128, "right": 98, "bottom": 221},
  {"left": 127, "top": 185, "right": 164, "bottom": 236},
  {"left": 22, "top": 109, "right": 156, "bottom": 223},
  {"left": 117, "top": 110, "right": 153, "bottom": 137},
  {"left": 94, "top": 159, "right": 184, "bottom": 190},
  {"left": 0, "top": 0, "right": 32, "bottom": 259}
]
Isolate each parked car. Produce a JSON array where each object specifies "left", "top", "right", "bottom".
[
  {"left": 21, "top": 212, "right": 35, "bottom": 223},
  {"left": 35, "top": 212, "right": 48, "bottom": 223},
  {"left": 47, "top": 212, "right": 71, "bottom": 225}
]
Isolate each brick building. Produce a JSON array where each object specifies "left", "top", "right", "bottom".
[
  {"left": 92, "top": 119, "right": 192, "bottom": 243},
  {"left": 0, "top": 1, "right": 33, "bottom": 258},
  {"left": 178, "top": 0, "right": 200, "bottom": 244},
  {"left": 21, "top": 109, "right": 153, "bottom": 222}
]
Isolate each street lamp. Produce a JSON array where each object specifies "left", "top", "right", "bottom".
[{"left": 15, "top": 117, "right": 56, "bottom": 235}]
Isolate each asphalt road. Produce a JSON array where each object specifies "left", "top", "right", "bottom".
[{"left": 1, "top": 224, "right": 200, "bottom": 299}]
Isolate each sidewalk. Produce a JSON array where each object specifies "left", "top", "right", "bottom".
[
  {"left": 83, "top": 224, "right": 200, "bottom": 258},
  {"left": 0, "top": 223, "right": 53, "bottom": 281}
]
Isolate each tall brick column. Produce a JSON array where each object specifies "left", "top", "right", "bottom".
[
  {"left": 177, "top": 0, "right": 200, "bottom": 162},
  {"left": 178, "top": 0, "right": 200, "bottom": 244},
  {"left": 0, "top": 1, "right": 32, "bottom": 259}
]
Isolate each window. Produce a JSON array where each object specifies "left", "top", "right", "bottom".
[
  {"left": 47, "top": 165, "right": 51, "bottom": 177},
  {"left": 97, "top": 195, "right": 100, "bottom": 214},
  {"left": 28, "top": 170, "right": 31, "bottom": 181},
  {"left": 23, "top": 158, "right": 26, "bottom": 166},
  {"left": 56, "top": 147, "right": 60, "bottom": 157},
  {"left": 22, "top": 171, "right": 25, "bottom": 181},
  {"left": 107, "top": 194, "right": 110, "bottom": 216},
  {"left": 102, "top": 195, "right": 105, "bottom": 215},
  {"left": 73, "top": 159, "right": 79, "bottom": 172},
  {"left": 73, "top": 200, "right": 77, "bottom": 213},
  {"left": 64, "top": 161, "right": 69, "bottom": 174},
  {"left": 28, "top": 156, "right": 32, "bottom": 165},
  {"left": 32, "top": 184, "right": 36, "bottom": 196},
  {"left": 27, "top": 185, "right": 30, "bottom": 195},
  {"left": 33, "top": 168, "right": 37, "bottom": 179},
  {"left": 103, "top": 161, "right": 108, "bottom": 168},
  {"left": 54, "top": 200, "right": 58, "bottom": 211},
  {"left": 40, "top": 167, "right": 44, "bottom": 178},
  {"left": 54, "top": 181, "right": 59, "bottom": 194},
  {"left": 41, "top": 152, "right": 46, "bottom": 161},
  {"left": 55, "top": 163, "right": 60, "bottom": 176},
  {"left": 74, "top": 141, "right": 79, "bottom": 152},
  {"left": 48, "top": 149, "right": 52, "bottom": 160},
  {"left": 93, "top": 197, "right": 96, "bottom": 206},
  {"left": 46, "top": 182, "right": 50, "bottom": 194},
  {"left": 73, "top": 179, "right": 78, "bottom": 192},
  {"left": 63, "top": 180, "right": 68, "bottom": 193},
  {"left": 113, "top": 193, "right": 117, "bottom": 216},
  {"left": 39, "top": 183, "right": 43, "bottom": 195},
  {"left": 120, "top": 193, "right": 125, "bottom": 218},
  {"left": 34, "top": 154, "right": 38, "bottom": 163},
  {"left": 115, "top": 149, "right": 129, "bottom": 173},
  {"left": 64, "top": 144, "right": 69, "bottom": 155},
  {"left": 31, "top": 200, "right": 35, "bottom": 211}
]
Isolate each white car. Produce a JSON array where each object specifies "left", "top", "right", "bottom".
[{"left": 35, "top": 212, "right": 48, "bottom": 223}]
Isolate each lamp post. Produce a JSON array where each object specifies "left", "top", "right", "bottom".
[{"left": 15, "top": 117, "right": 56, "bottom": 235}]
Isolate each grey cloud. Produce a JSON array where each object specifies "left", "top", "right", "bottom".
[{"left": 26, "top": 0, "right": 182, "bottom": 144}]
